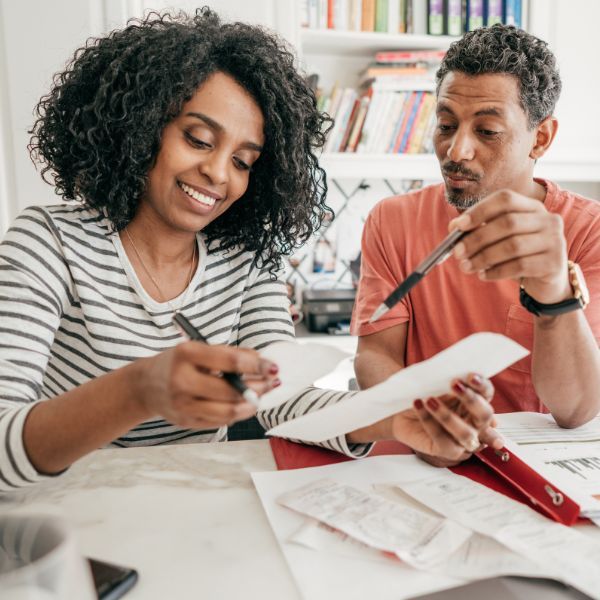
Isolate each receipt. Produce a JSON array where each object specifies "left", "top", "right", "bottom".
[
  {"left": 278, "top": 478, "right": 471, "bottom": 569},
  {"left": 402, "top": 469, "right": 600, "bottom": 598},
  {"left": 268, "top": 333, "right": 528, "bottom": 441}
]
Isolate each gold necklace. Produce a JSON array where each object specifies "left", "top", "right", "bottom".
[{"left": 124, "top": 227, "right": 197, "bottom": 315}]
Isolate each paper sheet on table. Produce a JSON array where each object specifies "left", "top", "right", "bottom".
[
  {"left": 252, "top": 455, "right": 559, "bottom": 600},
  {"left": 496, "top": 412, "right": 600, "bottom": 516},
  {"left": 258, "top": 341, "right": 349, "bottom": 410},
  {"left": 267, "top": 333, "right": 528, "bottom": 442},
  {"left": 278, "top": 478, "right": 471, "bottom": 569},
  {"left": 401, "top": 468, "right": 600, "bottom": 598}
]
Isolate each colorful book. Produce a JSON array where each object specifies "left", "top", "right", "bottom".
[
  {"left": 486, "top": 0, "right": 503, "bottom": 25},
  {"left": 445, "top": 0, "right": 464, "bottom": 35},
  {"left": 361, "top": 0, "right": 376, "bottom": 31},
  {"left": 466, "top": 0, "right": 484, "bottom": 30},
  {"left": 347, "top": 93, "right": 371, "bottom": 152},
  {"left": 427, "top": 0, "right": 444, "bottom": 35},
  {"left": 375, "top": 0, "right": 389, "bottom": 31}
]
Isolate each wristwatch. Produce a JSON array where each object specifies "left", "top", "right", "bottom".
[{"left": 519, "top": 261, "right": 590, "bottom": 317}]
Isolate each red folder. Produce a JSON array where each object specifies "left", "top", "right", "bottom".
[{"left": 269, "top": 438, "right": 581, "bottom": 526}]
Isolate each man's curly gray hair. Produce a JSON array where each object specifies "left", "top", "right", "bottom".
[{"left": 436, "top": 24, "right": 562, "bottom": 129}]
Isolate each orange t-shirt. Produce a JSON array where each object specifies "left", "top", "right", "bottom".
[{"left": 351, "top": 180, "right": 600, "bottom": 413}]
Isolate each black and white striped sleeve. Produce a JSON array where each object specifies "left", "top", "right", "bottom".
[
  {"left": 0, "top": 207, "right": 70, "bottom": 492},
  {"left": 241, "top": 267, "right": 372, "bottom": 459}
]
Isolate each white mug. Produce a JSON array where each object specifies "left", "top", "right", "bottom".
[{"left": 0, "top": 513, "right": 95, "bottom": 600}]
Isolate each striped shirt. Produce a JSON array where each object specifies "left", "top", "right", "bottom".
[{"left": 0, "top": 205, "right": 369, "bottom": 492}]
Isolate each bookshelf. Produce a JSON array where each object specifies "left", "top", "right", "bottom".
[{"left": 293, "top": 2, "right": 600, "bottom": 183}]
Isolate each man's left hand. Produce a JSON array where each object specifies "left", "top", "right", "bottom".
[{"left": 449, "top": 189, "right": 571, "bottom": 304}]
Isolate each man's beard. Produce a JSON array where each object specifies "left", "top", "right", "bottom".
[{"left": 445, "top": 188, "right": 482, "bottom": 210}]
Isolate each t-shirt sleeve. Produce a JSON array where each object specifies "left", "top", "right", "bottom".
[
  {"left": 574, "top": 216, "right": 600, "bottom": 346},
  {"left": 350, "top": 201, "right": 410, "bottom": 337},
  {"left": 0, "top": 207, "right": 70, "bottom": 492}
]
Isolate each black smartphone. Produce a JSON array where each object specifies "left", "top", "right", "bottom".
[{"left": 87, "top": 557, "right": 138, "bottom": 600}]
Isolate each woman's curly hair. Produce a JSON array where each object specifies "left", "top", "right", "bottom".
[
  {"left": 436, "top": 24, "right": 562, "bottom": 129},
  {"left": 29, "top": 7, "right": 332, "bottom": 275}
]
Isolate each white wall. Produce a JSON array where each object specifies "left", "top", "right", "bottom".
[{"left": 0, "top": 0, "right": 598, "bottom": 234}]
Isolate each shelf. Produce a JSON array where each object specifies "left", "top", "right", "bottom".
[
  {"left": 320, "top": 153, "right": 600, "bottom": 182},
  {"left": 300, "top": 28, "right": 457, "bottom": 56}
]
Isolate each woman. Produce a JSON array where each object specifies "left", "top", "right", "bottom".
[{"left": 0, "top": 9, "right": 499, "bottom": 492}]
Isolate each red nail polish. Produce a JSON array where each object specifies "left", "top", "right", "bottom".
[
  {"left": 269, "top": 364, "right": 279, "bottom": 375},
  {"left": 414, "top": 398, "right": 424, "bottom": 410},
  {"left": 426, "top": 397, "right": 439, "bottom": 411},
  {"left": 452, "top": 381, "right": 466, "bottom": 394}
]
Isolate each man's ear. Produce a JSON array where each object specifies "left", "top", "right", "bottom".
[{"left": 530, "top": 116, "right": 558, "bottom": 160}]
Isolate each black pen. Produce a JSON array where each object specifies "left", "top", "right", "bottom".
[
  {"left": 369, "top": 228, "right": 468, "bottom": 323},
  {"left": 172, "top": 312, "right": 260, "bottom": 406}
]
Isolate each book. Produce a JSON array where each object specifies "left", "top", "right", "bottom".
[
  {"left": 346, "top": 93, "right": 371, "bottom": 152},
  {"left": 503, "top": 0, "right": 521, "bottom": 27},
  {"left": 466, "top": 0, "right": 484, "bottom": 30},
  {"left": 374, "top": 49, "right": 446, "bottom": 64},
  {"left": 486, "top": 0, "right": 503, "bottom": 26},
  {"left": 375, "top": 0, "right": 389, "bottom": 31},
  {"left": 398, "top": 91, "right": 424, "bottom": 153},
  {"left": 387, "top": 0, "right": 400, "bottom": 33},
  {"left": 361, "top": 0, "right": 376, "bottom": 31},
  {"left": 427, "top": 0, "right": 445, "bottom": 35},
  {"left": 445, "top": 0, "right": 464, "bottom": 35}
]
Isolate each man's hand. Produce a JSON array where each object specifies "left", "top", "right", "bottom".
[
  {"left": 391, "top": 373, "right": 503, "bottom": 467},
  {"left": 449, "top": 189, "right": 571, "bottom": 304}
]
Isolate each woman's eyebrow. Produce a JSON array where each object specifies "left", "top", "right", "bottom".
[{"left": 185, "top": 111, "right": 263, "bottom": 152}]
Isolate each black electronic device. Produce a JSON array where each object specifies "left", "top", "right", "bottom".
[
  {"left": 302, "top": 288, "right": 356, "bottom": 334},
  {"left": 87, "top": 557, "right": 138, "bottom": 600}
]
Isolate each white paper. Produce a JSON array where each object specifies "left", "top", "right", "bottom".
[
  {"left": 278, "top": 478, "right": 471, "bottom": 569},
  {"left": 258, "top": 341, "right": 349, "bottom": 410},
  {"left": 496, "top": 412, "right": 600, "bottom": 516},
  {"left": 252, "top": 455, "right": 469, "bottom": 600},
  {"left": 402, "top": 469, "right": 600, "bottom": 598},
  {"left": 267, "top": 333, "right": 528, "bottom": 442}
]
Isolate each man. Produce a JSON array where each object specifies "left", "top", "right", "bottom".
[{"left": 348, "top": 24, "right": 600, "bottom": 465}]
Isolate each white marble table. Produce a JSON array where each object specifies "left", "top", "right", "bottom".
[{"left": 1, "top": 441, "right": 301, "bottom": 600}]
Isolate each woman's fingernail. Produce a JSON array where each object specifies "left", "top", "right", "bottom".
[
  {"left": 269, "top": 364, "right": 279, "bottom": 375},
  {"left": 452, "top": 381, "right": 466, "bottom": 394},
  {"left": 471, "top": 374, "right": 483, "bottom": 386},
  {"left": 426, "top": 397, "right": 439, "bottom": 411},
  {"left": 272, "top": 378, "right": 281, "bottom": 388},
  {"left": 414, "top": 398, "right": 424, "bottom": 410}
]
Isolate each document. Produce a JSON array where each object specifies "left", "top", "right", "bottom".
[
  {"left": 252, "top": 455, "right": 571, "bottom": 600},
  {"left": 402, "top": 469, "right": 600, "bottom": 599},
  {"left": 278, "top": 478, "right": 471, "bottom": 569},
  {"left": 496, "top": 412, "right": 600, "bottom": 516},
  {"left": 258, "top": 341, "right": 349, "bottom": 410},
  {"left": 267, "top": 333, "right": 528, "bottom": 442}
]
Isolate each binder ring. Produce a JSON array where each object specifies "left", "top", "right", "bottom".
[
  {"left": 545, "top": 485, "right": 564, "bottom": 506},
  {"left": 495, "top": 450, "right": 510, "bottom": 462}
]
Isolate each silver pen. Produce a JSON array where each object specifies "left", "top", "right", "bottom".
[{"left": 369, "top": 229, "right": 468, "bottom": 323}]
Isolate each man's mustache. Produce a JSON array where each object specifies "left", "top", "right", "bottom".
[{"left": 442, "top": 162, "right": 482, "bottom": 181}]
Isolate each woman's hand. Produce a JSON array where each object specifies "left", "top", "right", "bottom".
[
  {"left": 391, "top": 373, "right": 503, "bottom": 467},
  {"left": 136, "top": 341, "right": 279, "bottom": 429}
]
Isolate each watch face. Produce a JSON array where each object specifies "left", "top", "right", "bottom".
[{"left": 571, "top": 262, "right": 590, "bottom": 307}]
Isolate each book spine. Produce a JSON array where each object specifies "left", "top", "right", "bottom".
[
  {"left": 356, "top": 89, "right": 383, "bottom": 153},
  {"left": 503, "top": 0, "right": 521, "bottom": 27},
  {"left": 350, "top": 0, "right": 363, "bottom": 30},
  {"left": 387, "top": 0, "right": 400, "bottom": 33},
  {"left": 406, "top": 92, "right": 433, "bottom": 153},
  {"left": 347, "top": 94, "right": 371, "bottom": 152},
  {"left": 485, "top": 0, "right": 503, "bottom": 25},
  {"left": 399, "top": 91, "right": 423, "bottom": 153},
  {"left": 375, "top": 0, "right": 389, "bottom": 31},
  {"left": 318, "top": 0, "right": 329, "bottom": 28},
  {"left": 466, "top": 0, "right": 484, "bottom": 30},
  {"left": 392, "top": 91, "right": 417, "bottom": 153},
  {"left": 427, "top": 0, "right": 445, "bottom": 35},
  {"left": 445, "top": 0, "right": 463, "bottom": 35},
  {"left": 361, "top": 0, "right": 376, "bottom": 30}
]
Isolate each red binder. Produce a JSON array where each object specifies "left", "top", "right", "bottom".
[{"left": 269, "top": 438, "right": 581, "bottom": 526}]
